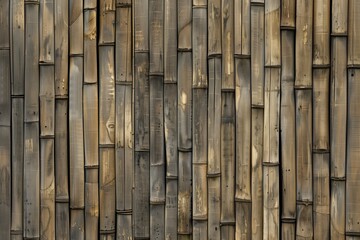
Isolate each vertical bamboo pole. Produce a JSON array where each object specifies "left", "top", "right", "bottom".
[
  {"left": 208, "top": 0, "right": 221, "bottom": 56},
  {"left": 234, "top": 0, "right": 250, "bottom": 56},
  {"left": 281, "top": 0, "right": 295, "bottom": 28},
  {"left": 280, "top": 30, "right": 296, "bottom": 238},
  {"left": 348, "top": 0, "right": 360, "bottom": 67},
  {"left": 178, "top": 0, "right": 192, "bottom": 51},
  {"left": 0, "top": 0, "right": 11, "bottom": 235},
  {"left": 164, "top": 0, "right": 178, "bottom": 238},
  {"left": 221, "top": 0, "right": 234, "bottom": 90}
]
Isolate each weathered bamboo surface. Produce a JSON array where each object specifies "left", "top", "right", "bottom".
[{"left": 1, "top": 0, "right": 360, "bottom": 239}]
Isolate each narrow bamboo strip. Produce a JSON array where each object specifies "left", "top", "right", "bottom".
[
  {"left": 221, "top": 225, "right": 235, "bottom": 239},
  {"left": 134, "top": 0, "right": 148, "bottom": 51},
  {"left": 313, "top": 69, "right": 330, "bottom": 151},
  {"left": 281, "top": 222, "right": 295, "bottom": 240},
  {"left": 0, "top": 49, "right": 11, "bottom": 239},
  {"left": 348, "top": 0, "right": 360, "bottom": 66},
  {"left": 236, "top": 202, "right": 251, "bottom": 239},
  {"left": 85, "top": 0, "right": 97, "bottom": 9},
  {"left": 54, "top": 0, "right": 68, "bottom": 96},
  {"left": 150, "top": 204, "right": 165, "bottom": 239},
  {"left": 346, "top": 69, "right": 360, "bottom": 234},
  {"left": 56, "top": 202, "right": 70, "bottom": 239},
  {"left": 165, "top": 179, "right": 178, "bottom": 239},
  {"left": 85, "top": 168, "right": 99, "bottom": 240},
  {"left": 313, "top": 0, "right": 330, "bottom": 66},
  {"left": 193, "top": 7, "right": 207, "bottom": 88},
  {"left": 164, "top": 0, "right": 177, "bottom": 83},
  {"left": 313, "top": 153, "right": 330, "bottom": 239},
  {"left": 70, "top": 209, "right": 84, "bottom": 240},
  {"left": 264, "top": 0, "right": 280, "bottom": 66},
  {"left": 280, "top": 0, "right": 295, "bottom": 28},
  {"left": 220, "top": 92, "right": 235, "bottom": 223},
  {"left": 69, "top": 0, "right": 83, "bottom": 55},
  {"left": 280, "top": 30, "right": 296, "bottom": 224},
  {"left": 84, "top": 9, "right": 97, "bottom": 84},
  {"left": 178, "top": 0, "right": 192, "bottom": 50},
  {"left": 149, "top": 0, "right": 164, "bottom": 74},
  {"left": 134, "top": 151, "right": 150, "bottom": 238},
  {"left": 39, "top": 0, "right": 54, "bottom": 63},
  {"left": 11, "top": 0, "right": 25, "bottom": 95},
  {"left": 117, "top": 214, "right": 132, "bottom": 239},
  {"left": 0, "top": 0, "right": 10, "bottom": 48},
  {"left": 331, "top": 180, "right": 345, "bottom": 239},
  {"left": 193, "top": 221, "right": 207, "bottom": 239},
  {"left": 116, "top": 6, "right": 132, "bottom": 82},
  {"left": 178, "top": 151, "right": 192, "bottom": 235},
  {"left": 99, "top": 0, "right": 115, "bottom": 45},
  {"left": 296, "top": 204, "right": 313, "bottom": 239},
  {"left": 208, "top": 177, "right": 220, "bottom": 240},
  {"left": 234, "top": 0, "right": 250, "bottom": 55},
  {"left": 251, "top": 108, "right": 264, "bottom": 240},
  {"left": 100, "top": 148, "right": 116, "bottom": 233},
  {"left": 208, "top": 0, "right": 221, "bottom": 55},
  {"left": 295, "top": 0, "right": 313, "bottom": 88},
  {"left": 251, "top": 4, "right": 265, "bottom": 106},
  {"left": 222, "top": 0, "right": 234, "bottom": 89},
  {"left": 11, "top": 98, "right": 23, "bottom": 235},
  {"left": 331, "top": 0, "right": 348, "bottom": 35},
  {"left": 40, "top": 65, "right": 55, "bottom": 137}
]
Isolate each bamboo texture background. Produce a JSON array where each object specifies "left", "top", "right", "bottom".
[{"left": 0, "top": 0, "right": 359, "bottom": 239}]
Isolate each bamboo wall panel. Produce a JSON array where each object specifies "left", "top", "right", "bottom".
[{"left": 1, "top": 0, "right": 360, "bottom": 239}]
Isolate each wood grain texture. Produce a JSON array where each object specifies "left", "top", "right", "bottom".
[
  {"left": 177, "top": 0, "right": 192, "bottom": 50},
  {"left": 164, "top": 0, "right": 177, "bottom": 82},
  {"left": 313, "top": 0, "right": 330, "bottom": 66},
  {"left": 69, "top": 0, "right": 83, "bottom": 54},
  {"left": 99, "top": 0, "right": 115, "bottom": 44},
  {"left": 348, "top": 0, "right": 360, "bottom": 65},
  {"left": 84, "top": 9, "right": 97, "bottom": 84},
  {"left": 265, "top": 0, "right": 280, "bottom": 66},
  {"left": 234, "top": 0, "right": 250, "bottom": 55},
  {"left": 208, "top": 0, "right": 221, "bottom": 55},
  {"left": 149, "top": 0, "right": 164, "bottom": 74},
  {"left": 222, "top": 0, "right": 234, "bottom": 89}
]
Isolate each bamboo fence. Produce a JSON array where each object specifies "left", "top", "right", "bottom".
[{"left": 0, "top": 0, "right": 359, "bottom": 239}]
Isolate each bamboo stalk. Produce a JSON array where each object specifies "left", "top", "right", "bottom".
[
  {"left": 193, "top": 7, "right": 207, "bottom": 88},
  {"left": 236, "top": 202, "right": 251, "bottom": 240},
  {"left": 330, "top": 180, "right": 345, "bottom": 239},
  {"left": 149, "top": 0, "right": 164, "bottom": 74},
  {"left": 70, "top": 209, "right": 84, "bottom": 240},
  {"left": 11, "top": 98, "right": 23, "bottom": 236},
  {"left": 150, "top": 204, "right": 165, "bottom": 239},
  {"left": 0, "top": 0, "right": 10, "bottom": 48},
  {"left": 85, "top": 168, "right": 99, "bottom": 240},
  {"left": 313, "top": 0, "right": 330, "bottom": 66},
  {"left": 296, "top": 204, "right": 313, "bottom": 239},
  {"left": 264, "top": 0, "right": 280, "bottom": 66},
  {"left": 331, "top": 0, "right": 348, "bottom": 35},
  {"left": 281, "top": 0, "right": 295, "bottom": 28},
  {"left": 165, "top": 179, "right": 178, "bottom": 239},
  {"left": 178, "top": 151, "right": 192, "bottom": 235},
  {"left": 234, "top": 0, "right": 250, "bottom": 55},
  {"left": 84, "top": 9, "right": 97, "bottom": 84},
  {"left": 69, "top": 0, "right": 83, "bottom": 55},
  {"left": 39, "top": 65, "right": 55, "bottom": 137},
  {"left": 99, "top": 0, "right": 115, "bottom": 45},
  {"left": 251, "top": 4, "right": 265, "bottom": 107},
  {"left": 281, "top": 222, "right": 295, "bottom": 240},
  {"left": 251, "top": 108, "right": 264, "bottom": 240},
  {"left": 295, "top": 0, "right": 313, "bottom": 88},
  {"left": 85, "top": 0, "right": 97, "bottom": 9},
  {"left": 164, "top": 0, "right": 177, "bottom": 83},
  {"left": 313, "top": 153, "right": 330, "bottom": 239},
  {"left": 221, "top": 225, "right": 235, "bottom": 239},
  {"left": 117, "top": 214, "right": 132, "bottom": 239},
  {"left": 39, "top": 0, "right": 54, "bottom": 63},
  {"left": 222, "top": 0, "right": 234, "bottom": 89},
  {"left": 346, "top": 69, "right": 360, "bottom": 234},
  {"left": 348, "top": 0, "right": 360, "bottom": 66},
  {"left": 193, "top": 221, "right": 208, "bottom": 239},
  {"left": 0, "top": 48, "right": 11, "bottom": 239},
  {"left": 134, "top": 0, "right": 148, "bottom": 51},
  {"left": 208, "top": 177, "right": 220, "bottom": 240},
  {"left": 56, "top": 202, "right": 70, "bottom": 239},
  {"left": 178, "top": 0, "right": 192, "bottom": 50},
  {"left": 208, "top": 0, "right": 221, "bottom": 55}
]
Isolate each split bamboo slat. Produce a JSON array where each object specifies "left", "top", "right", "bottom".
[{"left": 2, "top": 0, "right": 360, "bottom": 239}]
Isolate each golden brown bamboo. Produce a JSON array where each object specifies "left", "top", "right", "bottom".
[
  {"left": 85, "top": 0, "right": 97, "bottom": 9},
  {"left": 164, "top": 0, "right": 177, "bottom": 83},
  {"left": 39, "top": 0, "right": 54, "bottom": 63},
  {"left": 330, "top": 180, "right": 345, "bottom": 239},
  {"left": 208, "top": 176, "right": 220, "bottom": 240},
  {"left": 178, "top": 0, "right": 192, "bottom": 50},
  {"left": 208, "top": 0, "right": 221, "bottom": 55},
  {"left": 39, "top": 65, "right": 55, "bottom": 137},
  {"left": 99, "top": 0, "right": 115, "bottom": 45},
  {"left": 282, "top": 222, "right": 295, "bottom": 240},
  {"left": 281, "top": 0, "right": 295, "bottom": 28},
  {"left": 193, "top": 7, "right": 207, "bottom": 88},
  {"left": 69, "top": 0, "right": 83, "bottom": 55},
  {"left": 331, "top": 0, "right": 348, "bottom": 35},
  {"left": 265, "top": 0, "right": 280, "bottom": 66},
  {"left": 234, "top": 0, "right": 250, "bottom": 55},
  {"left": 84, "top": 9, "right": 97, "bottom": 84},
  {"left": 178, "top": 151, "right": 192, "bottom": 235},
  {"left": 222, "top": 0, "right": 234, "bottom": 89},
  {"left": 348, "top": 0, "right": 360, "bottom": 66},
  {"left": 221, "top": 225, "right": 235, "bottom": 239},
  {"left": 193, "top": 220, "right": 207, "bottom": 239},
  {"left": 56, "top": 202, "right": 70, "bottom": 239},
  {"left": 313, "top": 0, "right": 330, "bottom": 66},
  {"left": 70, "top": 209, "right": 84, "bottom": 240},
  {"left": 296, "top": 204, "right": 313, "bottom": 239},
  {"left": 134, "top": 0, "right": 148, "bottom": 51},
  {"left": 85, "top": 168, "right": 99, "bottom": 240},
  {"left": 236, "top": 201, "right": 251, "bottom": 240}
]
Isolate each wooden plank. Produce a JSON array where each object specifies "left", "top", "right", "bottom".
[
  {"left": 99, "top": 46, "right": 115, "bottom": 145},
  {"left": 234, "top": 0, "right": 250, "bottom": 55},
  {"left": 164, "top": 83, "right": 178, "bottom": 177},
  {"left": 84, "top": 84, "right": 99, "bottom": 167},
  {"left": 208, "top": 177, "right": 220, "bottom": 240},
  {"left": 281, "top": 0, "right": 295, "bottom": 28},
  {"left": 0, "top": 0, "right": 10, "bottom": 48},
  {"left": 331, "top": 180, "right": 345, "bottom": 239},
  {"left": 235, "top": 202, "right": 251, "bottom": 240},
  {"left": 39, "top": 65, "right": 55, "bottom": 137},
  {"left": 251, "top": 5, "right": 265, "bottom": 106},
  {"left": 150, "top": 204, "right": 165, "bottom": 239},
  {"left": 208, "top": 57, "right": 221, "bottom": 175},
  {"left": 69, "top": 56, "right": 84, "bottom": 208},
  {"left": 295, "top": 0, "right": 313, "bottom": 88},
  {"left": 346, "top": 69, "right": 360, "bottom": 233},
  {"left": 251, "top": 108, "right": 264, "bottom": 240},
  {"left": 265, "top": 0, "right": 280, "bottom": 66},
  {"left": 330, "top": 37, "right": 347, "bottom": 178},
  {"left": 313, "top": 0, "right": 330, "bottom": 65},
  {"left": 39, "top": 0, "right": 54, "bottom": 62},
  {"left": 115, "top": 84, "right": 133, "bottom": 210},
  {"left": 149, "top": 0, "right": 164, "bottom": 74},
  {"left": 99, "top": 0, "right": 115, "bottom": 44},
  {"left": 313, "top": 153, "right": 330, "bottom": 240},
  {"left": 222, "top": 0, "right": 234, "bottom": 89},
  {"left": 54, "top": 0, "right": 68, "bottom": 96},
  {"left": 11, "top": 0, "right": 25, "bottom": 95},
  {"left": 235, "top": 58, "right": 251, "bottom": 201},
  {"left": 281, "top": 222, "right": 295, "bottom": 240},
  {"left": 208, "top": 0, "right": 221, "bottom": 55},
  {"left": 11, "top": 98, "right": 23, "bottom": 234},
  {"left": 296, "top": 204, "right": 313, "bottom": 239},
  {"left": 24, "top": 3, "right": 39, "bottom": 122},
  {"left": 69, "top": 0, "right": 83, "bottom": 54},
  {"left": 116, "top": 7, "right": 132, "bottom": 82},
  {"left": 193, "top": 7, "right": 207, "bottom": 88},
  {"left": 40, "top": 138, "right": 55, "bottom": 240},
  {"left": 165, "top": 179, "right": 177, "bottom": 239},
  {"left": 134, "top": 0, "right": 148, "bottom": 51},
  {"left": 178, "top": 151, "right": 192, "bottom": 234},
  {"left": 263, "top": 165, "right": 280, "bottom": 240},
  {"left": 193, "top": 221, "right": 207, "bottom": 240},
  {"left": 134, "top": 52, "right": 150, "bottom": 151},
  {"left": 70, "top": 209, "right": 84, "bottom": 240},
  {"left": 313, "top": 68, "right": 330, "bottom": 151},
  {"left": 178, "top": 0, "right": 192, "bottom": 50},
  {"left": 164, "top": 0, "right": 177, "bottom": 82},
  {"left": 220, "top": 92, "right": 235, "bottom": 223},
  {"left": 133, "top": 151, "right": 150, "bottom": 238},
  {"left": 331, "top": 0, "right": 348, "bottom": 34},
  {"left": 24, "top": 122, "right": 40, "bottom": 238},
  {"left": 117, "top": 214, "right": 132, "bottom": 240},
  {"left": 193, "top": 88, "right": 208, "bottom": 220},
  {"left": 295, "top": 89, "right": 313, "bottom": 201},
  {"left": 348, "top": 0, "right": 360, "bottom": 65},
  {"left": 263, "top": 68, "right": 280, "bottom": 164},
  {"left": 99, "top": 148, "right": 116, "bottom": 232},
  {"left": 56, "top": 203, "right": 70, "bottom": 239},
  {"left": 55, "top": 99, "right": 69, "bottom": 201},
  {"left": 280, "top": 30, "right": 296, "bottom": 220},
  {"left": 84, "top": 9, "right": 97, "bottom": 84},
  {"left": 85, "top": 168, "right": 99, "bottom": 240},
  {"left": 177, "top": 52, "right": 192, "bottom": 150}
]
